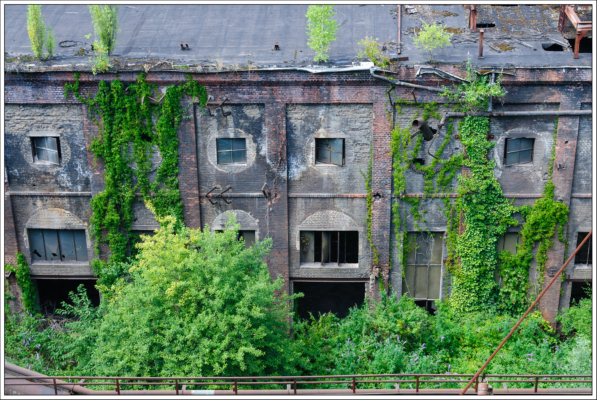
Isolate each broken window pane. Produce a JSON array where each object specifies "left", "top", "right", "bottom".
[
  {"left": 42, "top": 230, "right": 60, "bottom": 261},
  {"left": 32, "top": 137, "right": 60, "bottom": 165},
  {"left": 29, "top": 229, "right": 46, "bottom": 261},
  {"left": 403, "top": 265, "right": 416, "bottom": 298},
  {"left": 321, "top": 232, "right": 330, "bottom": 263},
  {"left": 300, "top": 231, "right": 315, "bottom": 263},
  {"left": 28, "top": 229, "right": 88, "bottom": 262},
  {"left": 331, "top": 151, "right": 343, "bottom": 166},
  {"left": 316, "top": 147, "right": 331, "bottom": 163}
]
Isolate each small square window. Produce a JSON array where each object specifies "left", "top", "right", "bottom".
[
  {"left": 217, "top": 138, "right": 246, "bottom": 165},
  {"left": 31, "top": 137, "right": 61, "bottom": 165},
  {"left": 315, "top": 139, "right": 344, "bottom": 166},
  {"left": 504, "top": 138, "right": 534, "bottom": 166}
]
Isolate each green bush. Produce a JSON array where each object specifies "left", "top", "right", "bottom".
[
  {"left": 88, "top": 5, "right": 120, "bottom": 74},
  {"left": 305, "top": 5, "right": 339, "bottom": 62},
  {"left": 357, "top": 37, "right": 390, "bottom": 68},
  {"left": 557, "top": 286, "right": 592, "bottom": 339}
]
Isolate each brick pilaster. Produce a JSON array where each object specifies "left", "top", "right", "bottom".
[
  {"left": 264, "top": 102, "right": 289, "bottom": 292},
  {"left": 178, "top": 100, "right": 201, "bottom": 229},
  {"left": 539, "top": 100, "right": 581, "bottom": 325},
  {"left": 370, "top": 91, "right": 393, "bottom": 299},
  {"left": 4, "top": 168, "right": 18, "bottom": 265}
]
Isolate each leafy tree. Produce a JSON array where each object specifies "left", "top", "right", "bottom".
[
  {"left": 27, "top": 5, "right": 55, "bottom": 59},
  {"left": 88, "top": 5, "right": 120, "bottom": 74},
  {"left": 68, "top": 214, "right": 303, "bottom": 377},
  {"left": 413, "top": 21, "right": 452, "bottom": 62},
  {"left": 305, "top": 5, "right": 339, "bottom": 63},
  {"left": 357, "top": 37, "right": 390, "bottom": 68}
]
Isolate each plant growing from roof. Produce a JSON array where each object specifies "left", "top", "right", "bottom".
[
  {"left": 305, "top": 5, "right": 339, "bottom": 63},
  {"left": 88, "top": 5, "right": 120, "bottom": 74},
  {"left": 357, "top": 37, "right": 390, "bottom": 68},
  {"left": 413, "top": 21, "right": 453, "bottom": 62},
  {"left": 27, "top": 5, "right": 55, "bottom": 59}
]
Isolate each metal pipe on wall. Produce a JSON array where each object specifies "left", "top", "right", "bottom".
[
  {"left": 397, "top": 5, "right": 402, "bottom": 55},
  {"left": 437, "top": 110, "right": 592, "bottom": 130}
]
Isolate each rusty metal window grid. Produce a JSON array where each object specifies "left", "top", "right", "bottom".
[
  {"left": 403, "top": 232, "right": 443, "bottom": 304},
  {"left": 28, "top": 229, "right": 88, "bottom": 263},
  {"left": 31, "top": 137, "right": 61, "bottom": 165},
  {"left": 216, "top": 138, "right": 246, "bottom": 165},
  {"left": 574, "top": 232, "right": 592, "bottom": 266},
  {"left": 504, "top": 138, "right": 534, "bottom": 166},
  {"left": 315, "top": 138, "right": 344, "bottom": 166}
]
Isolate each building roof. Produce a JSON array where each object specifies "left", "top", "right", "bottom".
[{"left": 3, "top": 4, "right": 592, "bottom": 73}]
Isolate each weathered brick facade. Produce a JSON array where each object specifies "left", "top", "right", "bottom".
[{"left": 3, "top": 67, "right": 592, "bottom": 322}]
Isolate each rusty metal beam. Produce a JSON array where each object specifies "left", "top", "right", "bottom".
[{"left": 559, "top": 5, "right": 592, "bottom": 58}]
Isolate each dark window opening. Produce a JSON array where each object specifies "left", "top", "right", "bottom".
[
  {"left": 36, "top": 279, "right": 100, "bottom": 315},
  {"left": 403, "top": 232, "right": 443, "bottom": 308},
  {"left": 542, "top": 43, "right": 565, "bottom": 51},
  {"left": 217, "top": 138, "right": 246, "bottom": 164},
  {"left": 29, "top": 229, "right": 88, "bottom": 263},
  {"left": 293, "top": 282, "right": 365, "bottom": 320},
  {"left": 300, "top": 231, "right": 359, "bottom": 264},
  {"left": 127, "top": 230, "right": 156, "bottom": 258},
  {"left": 570, "top": 281, "right": 591, "bottom": 306},
  {"left": 315, "top": 138, "right": 344, "bottom": 166},
  {"left": 574, "top": 232, "right": 592, "bottom": 265},
  {"left": 504, "top": 138, "right": 534, "bottom": 165},
  {"left": 31, "top": 137, "right": 61, "bottom": 165},
  {"left": 476, "top": 22, "right": 496, "bottom": 28},
  {"left": 567, "top": 37, "right": 592, "bottom": 53},
  {"left": 413, "top": 158, "right": 425, "bottom": 166},
  {"left": 495, "top": 233, "right": 521, "bottom": 288},
  {"left": 216, "top": 229, "right": 256, "bottom": 248},
  {"left": 414, "top": 300, "right": 437, "bottom": 315}
]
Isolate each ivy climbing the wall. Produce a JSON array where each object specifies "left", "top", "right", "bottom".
[
  {"left": 5, "top": 253, "right": 39, "bottom": 313},
  {"left": 361, "top": 144, "right": 380, "bottom": 266},
  {"left": 64, "top": 73, "right": 208, "bottom": 293}
]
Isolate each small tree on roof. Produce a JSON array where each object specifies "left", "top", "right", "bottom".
[
  {"left": 413, "top": 21, "right": 453, "bottom": 62},
  {"left": 306, "top": 5, "right": 339, "bottom": 63}
]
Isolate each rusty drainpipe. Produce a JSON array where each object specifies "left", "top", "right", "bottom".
[
  {"left": 470, "top": 5, "right": 477, "bottom": 31},
  {"left": 397, "top": 5, "right": 402, "bottom": 54},
  {"left": 437, "top": 110, "right": 592, "bottom": 130},
  {"left": 370, "top": 69, "right": 457, "bottom": 94},
  {"left": 478, "top": 29, "right": 484, "bottom": 59},
  {"left": 460, "top": 231, "right": 593, "bottom": 395}
]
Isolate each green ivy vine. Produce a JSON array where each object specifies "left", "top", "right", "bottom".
[
  {"left": 5, "top": 253, "right": 39, "bottom": 313},
  {"left": 64, "top": 73, "right": 208, "bottom": 292},
  {"left": 361, "top": 143, "right": 380, "bottom": 266}
]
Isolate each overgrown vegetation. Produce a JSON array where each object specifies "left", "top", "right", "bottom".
[
  {"left": 26, "top": 5, "right": 56, "bottom": 59},
  {"left": 4, "top": 254, "right": 39, "bottom": 313},
  {"left": 305, "top": 5, "right": 339, "bottom": 63},
  {"left": 413, "top": 21, "right": 453, "bottom": 62},
  {"left": 88, "top": 5, "right": 120, "bottom": 74},
  {"left": 64, "top": 73, "right": 208, "bottom": 294},
  {"left": 357, "top": 37, "right": 390, "bottom": 69}
]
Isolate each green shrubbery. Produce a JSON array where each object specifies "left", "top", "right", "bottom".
[{"left": 26, "top": 5, "right": 56, "bottom": 59}]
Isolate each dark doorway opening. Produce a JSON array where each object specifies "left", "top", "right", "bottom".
[
  {"left": 570, "top": 281, "right": 591, "bottom": 306},
  {"left": 293, "top": 282, "right": 365, "bottom": 320},
  {"left": 542, "top": 43, "right": 565, "bottom": 51},
  {"left": 476, "top": 22, "right": 496, "bottom": 28},
  {"left": 36, "top": 279, "right": 100, "bottom": 315},
  {"left": 567, "top": 37, "right": 592, "bottom": 53}
]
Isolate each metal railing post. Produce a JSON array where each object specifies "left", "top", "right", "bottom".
[
  {"left": 534, "top": 377, "right": 539, "bottom": 393},
  {"left": 175, "top": 379, "right": 179, "bottom": 395},
  {"left": 294, "top": 378, "right": 297, "bottom": 395},
  {"left": 233, "top": 379, "right": 237, "bottom": 395},
  {"left": 116, "top": 378, "right": 120, "bottom": 395},
  {"left": 416, "top": 376, "right": 420, "bottom": 392},
  {"left": 352, "top": 377, "right": 356, "bottom": 393},
  {"left": 53, "top": 378, "right": 58, "bottom": 395}
]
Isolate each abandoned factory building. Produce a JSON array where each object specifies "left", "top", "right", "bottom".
[{"left": 3, "top": 4, "right": 594, "bottom": 323}]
